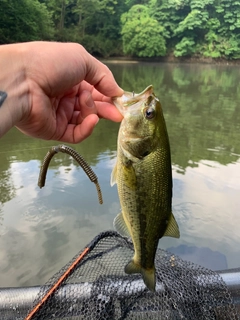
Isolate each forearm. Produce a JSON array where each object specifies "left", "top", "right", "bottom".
[{"left": 0, "top": 43, "right": 29, "bottom": 137}]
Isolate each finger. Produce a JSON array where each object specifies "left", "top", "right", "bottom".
[
  {"left": 69, "top": 111, "right": 81, "bottom": 125},
  {"left": 95, "top": 101, "right": 123, "bottom": 122},
  {"left": 24, "top": 42, "right": 123, "bottom": 98},
  {"left": 75, "top": 85, "right": 122, "bottom": 122},
  {"left": 78, "top": 81, "right": 113, "bottom": 103},
  {"left": 82, "top": 52, "right": 124, "bottom": 97},
  {"left": 78, "top": 90, "right": 97, "bottom": 119},
  {"left": 91, "top": 88, "right": 113, "bottom": 103},
  {"left": 59, "top": 114, "right": 99, "bottom": 144}
]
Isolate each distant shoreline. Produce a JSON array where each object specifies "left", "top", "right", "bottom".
[{"left": 101, "top": 56, "right": 240, "bottom": 65}]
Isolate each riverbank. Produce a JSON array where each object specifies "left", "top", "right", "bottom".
[{"left": 101, "top": 55, "right": 240, "bottom": 65}]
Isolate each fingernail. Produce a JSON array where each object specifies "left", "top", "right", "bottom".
[
  {"left": 86, "top": 94, "right": 95, "bottom": 109},
  {"left": 95, "top": 117, "right": 99, "bottom": 125}
]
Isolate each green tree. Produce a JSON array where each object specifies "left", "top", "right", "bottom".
[
  {"left": 42, "top": 0, "right": 124, "bottom": 57},
  {"left": 70, "top": 0, "right": 124, "bottom": 56},
  {"left": 150, "top": 0, "right": 190, "bottom": 50},
  {"left": 39, "top": 0, "right": 77, "bottom": 40},
  {"left": 0, "top": 0, "right": 53, "bottom": 43},
  {"left": 174, "top": 37, "right": 196, "bottom": 56},
  {"left": 2, "top": 0, "right": 240, "bottom": 59},
  {"left": 173, "top": 0, "right": 211, "bottom": 56},
  {"left": 121, "top": 4, "right": 166, "bottom": 57},
  {"left": 214, "top": 0, "right": 240, "bottom": 58},
  {"left": 149, "top": 0, "right": 240, "bottom": 60}
]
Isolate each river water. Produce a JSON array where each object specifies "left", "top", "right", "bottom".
[{"left": 0, "top": 62, "right": 239, "bottom": 287}]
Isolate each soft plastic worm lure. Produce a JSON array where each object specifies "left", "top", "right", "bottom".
[{"left": 38, "top": 145, "right": 103, "bottom": 204}]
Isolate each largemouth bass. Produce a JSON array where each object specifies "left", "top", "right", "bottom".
[{"left": 111, "top": 85, "right": 180, "bottom": 292}]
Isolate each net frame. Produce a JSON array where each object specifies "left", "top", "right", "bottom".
[{"left": 21, "top": 230, "right": 239, "bottom": 320}]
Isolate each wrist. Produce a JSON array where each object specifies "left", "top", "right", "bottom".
[{"left": 0, "top": 43, "right": 29, "bottom": 137}]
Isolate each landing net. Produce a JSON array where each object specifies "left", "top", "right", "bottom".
[{"left": 12, "top": 230, "right": 238, "bottom": 320}]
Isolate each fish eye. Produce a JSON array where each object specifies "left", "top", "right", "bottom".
[{"left": 144, "top": 107, "right": 155, "bottom": 120}]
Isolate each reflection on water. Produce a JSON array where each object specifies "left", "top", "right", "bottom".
[{"left": 0, "top": 63, "right": 239, "bottom": 287}]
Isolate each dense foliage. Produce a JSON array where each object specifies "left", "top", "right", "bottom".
[{"left": 1, "top": 0, "right": 240, "bottom": 59}]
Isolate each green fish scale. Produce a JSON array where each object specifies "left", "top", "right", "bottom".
[{"left": 118, "top": 145, "right": 172, "bottom": 270}]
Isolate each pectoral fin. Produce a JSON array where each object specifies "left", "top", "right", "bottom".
[
  {"left": 113, "top": 212, "right": 131, "bottom": 238},
  {"left": 110, "top": 163, "right": 118, "bottom": 186},
  {"left": 163, "top": 212, "right": 180, "bottom": 238},
  {"left": 122, "top": 163, "right": 137, "bottom": 190}
]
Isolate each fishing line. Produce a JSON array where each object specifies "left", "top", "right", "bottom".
[{"left": 0, "top": 146, "right": 51, "bottom": 155}]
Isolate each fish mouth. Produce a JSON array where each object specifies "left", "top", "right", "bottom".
[{"left": 113, "top": 85, "right": 154, "bottom": 116}]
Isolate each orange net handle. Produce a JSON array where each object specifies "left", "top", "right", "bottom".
[{"left": 25, "top": 247, "right": 90, "bottom": 320}]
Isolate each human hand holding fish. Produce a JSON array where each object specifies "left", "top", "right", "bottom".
[
  {"left": 111, "top": 85, "right": 180, "bottom": 292},
  {"left": 0, "top": 41, "right": 123, "bottom": 140}
]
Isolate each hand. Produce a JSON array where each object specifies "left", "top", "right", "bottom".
[{"left": 14, "top": 42, "right": 123, "bottom": 143}]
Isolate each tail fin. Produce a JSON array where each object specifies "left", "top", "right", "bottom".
[{"left": 125, "top": 260, "right": 156, "bottom": 292}]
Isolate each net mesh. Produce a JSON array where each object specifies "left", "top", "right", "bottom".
[{"left": 8, "top": 230, "right": 237, "bottom": 320}]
